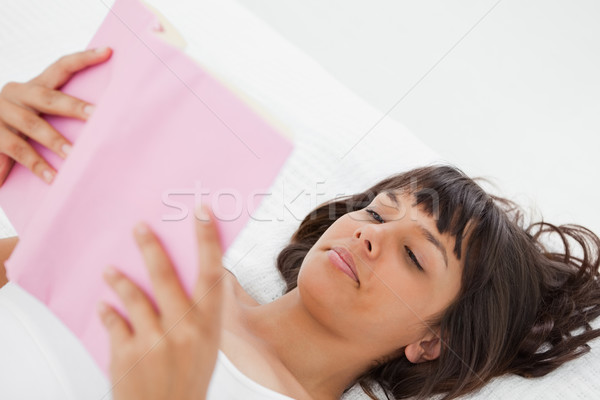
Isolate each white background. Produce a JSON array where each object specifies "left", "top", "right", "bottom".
[
  {"left": 237, "top": 0, "right": 600, "bottom": 235},
  {"left": 1, "top": 0, "right": 599, "bottom": 237}
]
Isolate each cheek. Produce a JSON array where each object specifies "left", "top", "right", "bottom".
[{"left": 361, "top": 272, "right": 435, "bottom": 331}]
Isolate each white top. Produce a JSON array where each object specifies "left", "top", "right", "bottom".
[
  {"left": 208, "top": 350, "right": 294, "bottom": 399},
  {"left": 0, "top": 282, "right": 294, "bottom": 400}
]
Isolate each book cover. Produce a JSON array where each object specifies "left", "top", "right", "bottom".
[{"left": 0, "top": 0, "right": 293, "bottom": 374}]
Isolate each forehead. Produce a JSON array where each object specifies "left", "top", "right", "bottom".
[{"left": 374, "top": 190, "right": 434, "bottom": 219}]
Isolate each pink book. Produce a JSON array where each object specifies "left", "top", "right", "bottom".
[{"left": 0, "top": 0, "right": 293, "bottom": 374}]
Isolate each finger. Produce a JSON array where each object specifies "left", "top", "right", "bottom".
[
  {"left": 0, "top": 154, "right": 14, "bottom": 187},
  {"left": 0, "top": 98, "right": 72, "bottom": 159},
  {"left": 192, "top": 205, "right": 226, "bottom": 318},
  {"left": 133, "top": 224, "right": 190, "bottom": 322},
  {"left": 0, "top": 126, "right": 56, "bottom": 184},
  {"left": 19, "top": 83, "right": 95, "bottom": 121},
  {"left": 103, "top": 267, "right": 161, "bottom": 334},
  {"left": 33, "top": 47, "right": 113, "bottom": 89},
  {"left": 98, "top": 301, "right": 132, "bottom": 347}
]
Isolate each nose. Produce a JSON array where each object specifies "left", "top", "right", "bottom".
[{"left": 354, "top": 224, "right": 382, "bottom": 259}]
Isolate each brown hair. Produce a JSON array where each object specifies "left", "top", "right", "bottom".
[{"left": 276, "top": 165, "right": 600, "bottom": 399}]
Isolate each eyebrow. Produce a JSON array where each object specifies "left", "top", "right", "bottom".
[
  {"left": 383, "top": 191, "right": 448, "bottom": 269},
  {"left": 419, "top": 225, "right": 449, "bottom": 269}
]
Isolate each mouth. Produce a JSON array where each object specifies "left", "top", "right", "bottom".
[{"left": 328, "top": 247, "right": 359, "bottom": 283}]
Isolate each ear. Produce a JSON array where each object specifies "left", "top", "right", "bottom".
[{"left": 404, "top": 334, "right": 441, "bottom": 364}]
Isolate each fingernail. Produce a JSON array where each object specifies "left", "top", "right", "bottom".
[
  {"left": 104, "top": 266, "right": 119, "bottom": 278},
  {"left": 94, "top": 46, "right": 109, "bottom": 53},
  {"left": 152, "top": 21, "right": 164, "bottom": 32},
  {"left": 83, "top": 105, "right": 95, "bottom": 116},
  {"left": 61, "top": 143, "right": 72, "bottom": 156},
  {"left": 42, "top": 169, "right": 54, "bottom": 183},
  {"left": 195, "top": 204, "right": 210, "bottom": 222},
  {"left": 135, "top": 222, "right": 149, "bottom": 235},
  {"left": 97, "top": 301, "right": 108, "bottom": 315}
]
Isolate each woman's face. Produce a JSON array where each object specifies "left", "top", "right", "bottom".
[{"left": 297, "top": 190, "right": 466, "bottom": 359}]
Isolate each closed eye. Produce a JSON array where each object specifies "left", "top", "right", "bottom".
[
  {"left": 405, "top": 246, "right": 424, "bottom": 271},
  {"left": 365, "top": 208, "right": 384, "bottom": 223},
  {"left": 365, "top": 209, "right": 424, "bottom": 272}
]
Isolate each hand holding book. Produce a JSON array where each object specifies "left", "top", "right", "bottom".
[
  {"left": 100, "top": 205, "right": 224, "bottom": 400},
  {"left": 0, "top": 48, "right": 112, "bottom": 186}
]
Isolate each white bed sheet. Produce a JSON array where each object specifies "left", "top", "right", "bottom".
[{"left": 0, "top": 1, "right": 599, "bottom": 399}]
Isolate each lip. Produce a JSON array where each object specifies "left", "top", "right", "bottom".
[{"left": 328, "top": 247, "right": 359, "bottom": 283}]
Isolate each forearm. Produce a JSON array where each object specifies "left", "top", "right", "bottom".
[{"left": 0, "top": 236, "right": 19, "bottom": 288}]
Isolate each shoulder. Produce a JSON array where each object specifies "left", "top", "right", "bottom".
[
  {"left": 218, "top": 272, "right": 312, "bottom": 399},
  {"left": 222, "top": 268, "right": 260, "bottom": 307},
  {"left": 220, "top": 330, "right": 311, "bottom": 400}
]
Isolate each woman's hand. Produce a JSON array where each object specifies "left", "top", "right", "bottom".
[
  {"left": 98, "top": 206, "right": 226, "bottom": 400},
  {"left": 0, "top": 47, "right": 112, "bottom": 186}
]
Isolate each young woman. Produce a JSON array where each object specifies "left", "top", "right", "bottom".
[{"left": 1, "top": 50, "right": 599, "bottom": 400}]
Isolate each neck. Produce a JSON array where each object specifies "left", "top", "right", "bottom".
[{"left": 243, "top": 288, "right": 375, "bottom": 399}]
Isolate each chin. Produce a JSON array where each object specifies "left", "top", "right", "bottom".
[
  {"left": 297, "top": 268, "right": 363, "bottom": 341},
  {"left": 297, "top": 251, "right": 357, "bottom": 309}
]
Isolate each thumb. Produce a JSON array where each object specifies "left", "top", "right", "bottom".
[{"left": 192, "top": 204, "right": 226, "bottom": 315}]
